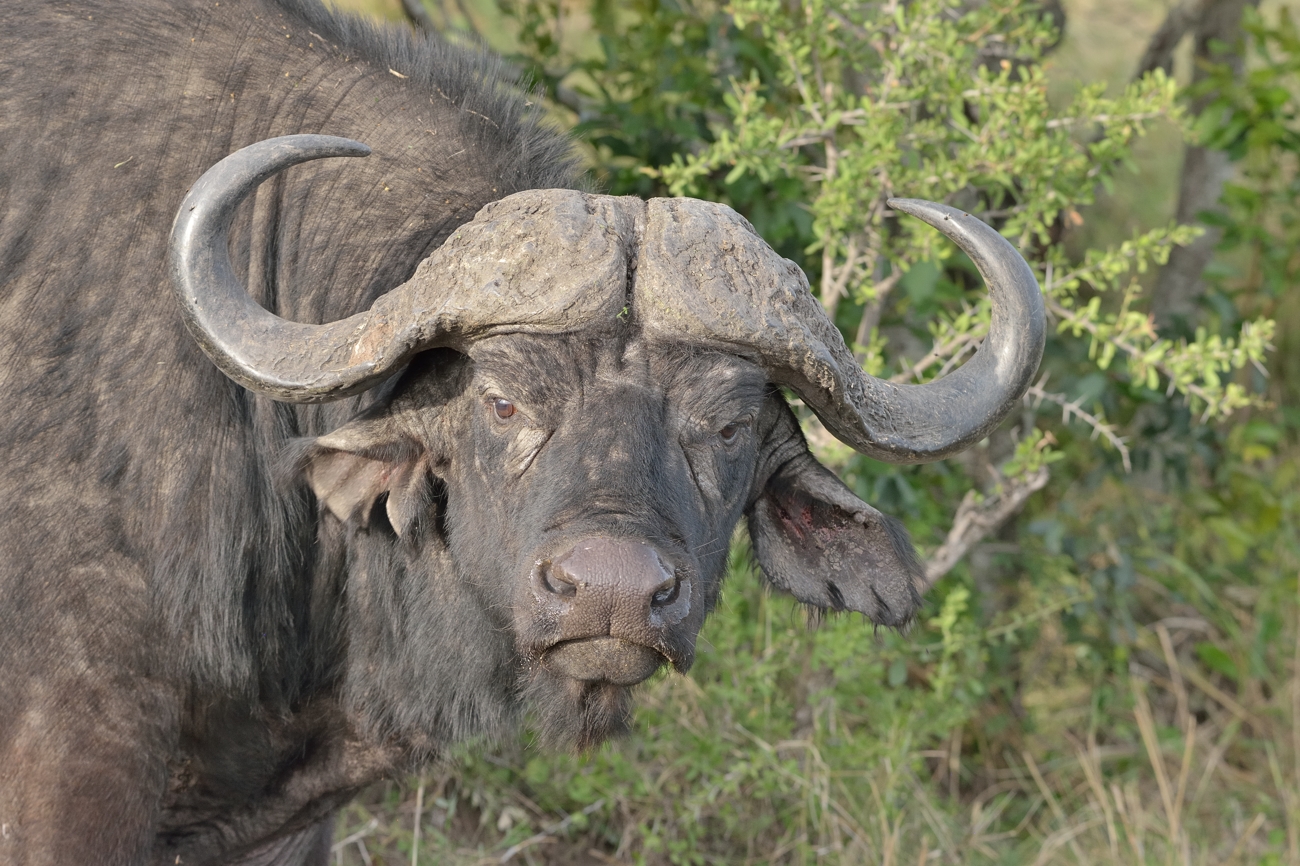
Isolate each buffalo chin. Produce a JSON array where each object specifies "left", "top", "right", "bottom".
[{"left": 523, "top": 639, "right": 666, "bottom": 750}]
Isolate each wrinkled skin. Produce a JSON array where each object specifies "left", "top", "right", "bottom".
[{"left": 304, "top": 333, "right": 921, "bottom": 751}]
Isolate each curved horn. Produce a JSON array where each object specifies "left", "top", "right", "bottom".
[
  {"left": 170, "top": 135, "right": 630, "bottom": 402},
  {"left": 635, "top": 198, "right": 1045, "bottom": 463},
  {"left": 171, "top": 136, "right": 381, "bottom": 401}
]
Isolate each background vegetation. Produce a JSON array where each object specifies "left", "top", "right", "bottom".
[{"left": 325, "top": 0, "right": 1300, "bottom": 862}]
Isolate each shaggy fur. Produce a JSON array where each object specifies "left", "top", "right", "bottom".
[{"left": 0, "top": 1, "right": 922, "bottom": 862}]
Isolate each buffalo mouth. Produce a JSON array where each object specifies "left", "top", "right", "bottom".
[{"left": 541, "top": 637, "right": 666, "bottom": 686}]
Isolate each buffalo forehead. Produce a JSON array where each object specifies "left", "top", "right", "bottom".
[
  {"left": 388, "top": 189, "right": 637, "bottom": 345},
  {"left": 391, "top": 191, "right": 844, "bottom": 401},
  {"left": 467, "top": 331, "right": 766, "bottom": 417}
]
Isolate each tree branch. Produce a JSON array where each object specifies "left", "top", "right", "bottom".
[
  {"left": 1150, "top": 0, "right": 1262, "bottom": 328},
  {"left": 1134, "top": 0, "right": 1208, "bottom": 79},
  {"left": 889, "top": 323, "right": 986, "bottom": 384},
  {"left": 1044, "top": 296, "right": 1222, "bottom": 411},
  {"left": 854, "top": 266, "right": 903, "bottom": 351},
  {"left": 920, "top": 466, "right": 1050, "bottom": 592}
]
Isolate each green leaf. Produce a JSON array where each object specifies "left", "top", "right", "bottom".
[{"left": 1195, "top": 643, "right": 1240, "bottom": 683}]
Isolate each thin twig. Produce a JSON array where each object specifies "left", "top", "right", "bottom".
[
  {"left": 889, "top": 326, "right": 985, "bottom": 384},
  {"left": 411, "top": 778, "right": 424, "bottom": 866},
  {"left": 854, "top": 266, "right": 903, "bottom": 354},
  {"left": 822, "top": 233, "right": 861, "bottom": 317},
  {"left": 499, "top": 799, "right": 606, "bottom": 863},
  {"left": 1043, "top": 110, "right": 1169, "bottom": 130},
  {"left": 1156, "top": 622, "right": 1190, "bottom": 731},
  {"left": 331, "top": 818, "right": 379, "bottom": 853},
  {"left": 1293, "top": 584, "right": 1300, "bottom": 834},
  {"left": 1023, "top": 377, "right": 1131, "bottom": 471},
  {"left": 1032, "top": 819, "right": 1102, "bottom": 866},
  {"left": 1226, "top": 813, "right": 1267, "bottom": 863},
  {"left": 781, "top": 45, "right": 824, "bottom": 127},
  {"left": 931, "top": 338, "right": 979, "bottom": 381},
  {"left": 1191, "top": 719, "right": 1239, "bottom": 809},
  {"left": 780, "top": 111, "right": 871, "bottom": 149},
  {"left": 1172, "top": 717, "right": 1197, "bottom": 865},
  {"left": 1179, "top": 663, "right": 1264, "bottom": 733},
  {"left": 1071, "top": 735, "right": 1119, "bottom": 862}
]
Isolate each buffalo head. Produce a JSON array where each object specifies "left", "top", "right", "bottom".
[{"left": 169, "top": 135, "right": 1044, "bottom": 748}]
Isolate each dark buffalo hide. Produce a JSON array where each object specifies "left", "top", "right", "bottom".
[{"left": 0, "top": 1, "right": 933, "bottom": 863}]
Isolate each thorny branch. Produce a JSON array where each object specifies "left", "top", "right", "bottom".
[{"left": 1024, "top": 376, "right": 1132, "bottom": 471}]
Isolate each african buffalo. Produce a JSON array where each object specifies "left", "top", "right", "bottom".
[{"left": 0, "top": 0, "right": 1044, "bottom": 862}]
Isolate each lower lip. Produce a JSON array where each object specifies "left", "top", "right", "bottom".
[{"left": 541, "top": 637, "right": 665, "bottom": 685}]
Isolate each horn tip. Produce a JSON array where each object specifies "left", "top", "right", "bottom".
[
  {"left": 304, "top": 134, "right": 371, "bottom": 159},
  {"left": 340, "top": 140, "right": 372, "bottom": 158},
  {"left": 887, "top": 198, "right": 961, "bottom": 221},
  {"left": 273, "top": 133, "right": 372, "bottom": 160}
]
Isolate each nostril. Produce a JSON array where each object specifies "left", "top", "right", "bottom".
[
  {"left": 650, "top": 577, "right": 679, "bottom": 608},
  {"left": 538, "top": 561, "right": 578, "bottom": 598}
]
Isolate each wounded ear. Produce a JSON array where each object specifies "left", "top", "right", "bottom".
[
  {"left": 746, "top": 451, "right": 923, "bottom": 627},
  {"left": 304, "top": 420, "right": 432, "bottom": 538}
]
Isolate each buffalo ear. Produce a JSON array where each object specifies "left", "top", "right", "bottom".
[
  {"left": 746, "top": 452, "right": 923, "bottom": 627},
  {"left": 304, "top": 420, "right": 432, "bottom": 538}
]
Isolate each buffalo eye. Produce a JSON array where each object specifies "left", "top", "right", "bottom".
[
  {"left": 491, "top": 398, "right": 517, "bottom": 421},
  {"left": 718, "top": 421, "right": 743, "bottom": 444}
]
